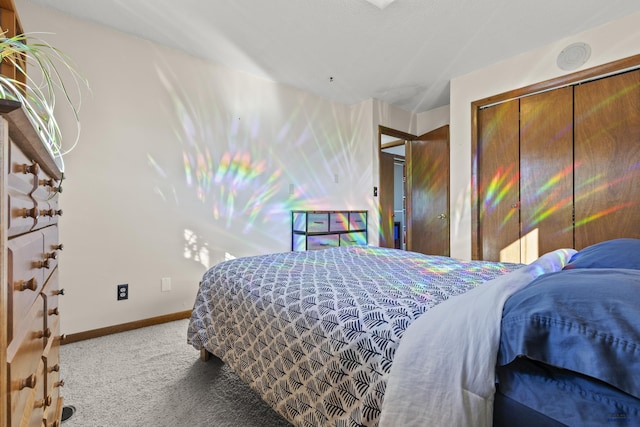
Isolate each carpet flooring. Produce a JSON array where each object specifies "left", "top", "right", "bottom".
[{"left": 60, "top": 319, "right": 292, "bottom": 427}]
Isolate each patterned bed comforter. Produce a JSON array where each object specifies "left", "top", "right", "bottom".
[{"left": 187, "top": 246, "right": 522, "bottom": 427}]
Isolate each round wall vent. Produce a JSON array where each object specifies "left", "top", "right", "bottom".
[{"left": 557, "top": 42, "right": 591, "bottom": 71}]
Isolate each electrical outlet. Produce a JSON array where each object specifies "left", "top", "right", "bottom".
[{"left": 117, "top": 284, "right": 128, "bottom": 300}]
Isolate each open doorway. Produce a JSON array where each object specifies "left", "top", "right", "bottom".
[
  {"left": 380, "top": 138, "right": 407, "bottom": 249},
  {"left": 378, "top": 125, "right": 451, "bottom": 256}
]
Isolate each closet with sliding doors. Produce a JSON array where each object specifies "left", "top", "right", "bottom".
[{"left": 472, "top": 55, "right": 640, "bottom": 263}]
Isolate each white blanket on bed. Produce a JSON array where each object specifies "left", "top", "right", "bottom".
[{"left": 379, "top": 249, "right": 576, "bottom": 427}]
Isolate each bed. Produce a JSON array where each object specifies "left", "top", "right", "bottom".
[{"left": 187, "top": 239, "right": 640, "bottom": 426}]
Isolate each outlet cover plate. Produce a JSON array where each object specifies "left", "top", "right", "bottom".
[{"left": 117, "top": 284, "right": 128, "bottom": 300}]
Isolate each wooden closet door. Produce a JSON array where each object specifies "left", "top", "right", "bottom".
[
  {"left": 477, "top": 100, "right": 520, "bottom": 262},
  {"left": 574, "top": 69, "right": 640, "bottom": 249},
  {"left": 519, "top": 87, "right": 574, "bottom": 262}
]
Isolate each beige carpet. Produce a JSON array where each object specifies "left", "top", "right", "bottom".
[{"left": 60, "top": 319, "right": 292, "bottom": 427}]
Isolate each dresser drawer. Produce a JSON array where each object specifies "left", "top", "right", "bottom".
[
  {"left": 7, "top": 298, "right": 47, "bottom": 427},
  {"left": 8, "top": 231, "right": 45, "bottom": 344},
  {"left": 42, "top": 226, "right": 60, "bottom": 276},
  {"left": 42, "top": 269, "right": 61, "bottom": 334},
  {"left": 307, "top": 213, "right": 329, "bottom": 233},
  {"left": 307, "top": 234, "right": 339, "bottom": 250},
  {"left": 43, "top": 317, "right": 62, "bottom": 421},
  {"left": 7, "top": 190, "right": 37, "bottom": 237},
  {"left": 24, "top": 360, "right": 46, "bottom": 427},
  {"left": 7, "top": 140, "right": 39, "bottom": 237},
  {"left": 294, "top": 212, "right": 331, "bottom": 233},
  {"left": 32, "top": 168, "right": 61, "bottom": 203},
  {"left": 7, "top": 139, "right": 38, "bottom": 196},
  {"left": 340, "top": 231, "right": 367, "bottom": 246},
  {"left": 33, "top": 171, "right": 62, "bottom": 228},
  {"left": 291, "top": 233, "right": 306, "bottom": 251},
  {"left": 329, "top": 212, "right": 349, "bottom": 232},
  {"left": 34, "top": 196, "right": 54, "bottom": 228},
  {"left": 292, "top": 211, "right": 307, "bottom": 232},
  {"left": 349, "top": 212, "right": 367, "bottom": 231},
  {"left": 44, "top": 195, "right": 62, "bottom": 226}
]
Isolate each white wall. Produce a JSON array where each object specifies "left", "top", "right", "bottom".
[
  {"left": 416, "top": 105, "right": 449, "bottom": 136},
  {"left": 17, "top": 1, "right": 378, "bottom": 334},
  {"left": 449, "top": 11, "right": 640, "bottom": 259}
]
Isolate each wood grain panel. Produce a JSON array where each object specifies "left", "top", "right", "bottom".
[
  {"left": 574, "top": 69, "right": 640, "bottom": 248},
  {"left": 406, "top": 125, "right": 450, "bottom": 256},
  {"left": 520, "top": 86, "right": 574, "bottom": 261},
  {"left": 477, "top": 100, "right": 521, "bottom": 262}
]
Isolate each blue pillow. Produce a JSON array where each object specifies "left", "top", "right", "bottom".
[
  {"left": 499, "top": 268, "right": 640, "bottom": 400},
  {"left": 563, "top": 238, "right": 640, "bottom": 270}
]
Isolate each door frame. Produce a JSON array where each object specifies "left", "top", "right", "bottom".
[
  {"left": 470, "top": 53, "right": 640, "bottom": 260},
  {"left": 378, "top": 126, "right": 416, "bottom": 249}
]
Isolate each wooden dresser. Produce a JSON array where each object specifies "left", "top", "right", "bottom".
[{"left": 1, "top": 100, "right": 65, "bottom": 426}]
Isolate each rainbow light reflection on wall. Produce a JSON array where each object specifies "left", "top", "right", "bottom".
[{"left": 147, "top": 63, "right": 371, "bottom": 263}]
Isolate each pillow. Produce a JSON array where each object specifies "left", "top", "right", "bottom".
[
  {"left": 499, "top": 268, "right": 640, "bottom": 400},
  {"left": 563, "top": 238, "right": 640, "bottom": 270}
]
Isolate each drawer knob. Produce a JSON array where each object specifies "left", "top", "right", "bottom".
[
  {"left": 39, "top": 178, "right": 56, "bottom": 187},
  {"left": 37, "top": 328, "right": 52, "bottom": 339},
  {"left": 47, "top": 251, "right": 58, "bottom": 260},
  {"left": 56, "top": 288, "right": 65, "bottom": 296},
  {"left": 39, "top": 259, "right": 51, "bottom": 269},
  {"left": 42, "top": 209, "right": 63, "bottom": 217},
  {"left": 56, "top": 334, "right": 67, "bottom": 343},
  {"left": 54, "top": 379, "right": 65, "bottom": 388},
  {"left": 17, "top": 277, "right": 37, "bottom": 292},
  {"left": 54, "top": 243, "right": 64, "bottom": 251},
  {"left": 48, "top": 307, "right": 60, "bottom": 316},
  {"left": 48, "top": 364, "right": 60, "bottom": 373},
  {"left": 20, "top": 374, "right": 37, "bottom": 389},
  {"left": 39, "top": 179, "right": 63, "bottom": 194},
  {"left": 20, "top": 162, "right": 39, "bottom": 175},
  {"left": 22, "top": 207, "right": 39, "bottom": 219},
  {"left": 35, "top": 395, "right": 52, "bottom": 408}
]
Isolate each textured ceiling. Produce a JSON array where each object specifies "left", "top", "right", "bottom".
[{"left": 25, "top": 0, "right": 640, "bottom": 112}]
